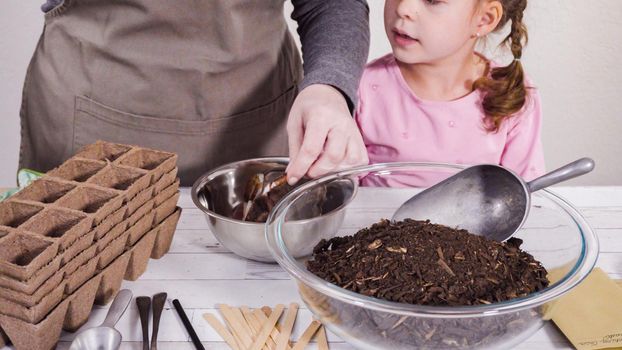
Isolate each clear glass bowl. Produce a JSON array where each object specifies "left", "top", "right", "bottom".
[{"left": 266, "top": 163, "right": 599, "bottom": 350}]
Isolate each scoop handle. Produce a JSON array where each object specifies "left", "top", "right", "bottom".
[
  {"left": 527, "top": 158, "right": 595, "bottom": 193},
  {"left": 101, "top": 289, "right": 133, "bottom": 328}
]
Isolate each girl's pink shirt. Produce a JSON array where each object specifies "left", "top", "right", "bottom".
[{"left": 355, "top": 54, "right": 545, "bottom": 188}]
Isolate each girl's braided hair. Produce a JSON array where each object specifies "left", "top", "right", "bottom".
[{"left": 473, "top": 0, "right": 529, "bottom": 132}]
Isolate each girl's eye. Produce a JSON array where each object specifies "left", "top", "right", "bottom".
[{"left": 424, "top": 0, "right": 443, "bottom": 5}]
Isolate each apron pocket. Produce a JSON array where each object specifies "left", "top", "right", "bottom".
[{"left": 73, "top": 86, "right": 295, "bottom": 184}]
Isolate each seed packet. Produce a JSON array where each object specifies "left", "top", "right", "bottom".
[{"left": 548, "top": 268, "right": 622, "bottom": 350}]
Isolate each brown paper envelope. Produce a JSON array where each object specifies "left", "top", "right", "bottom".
[{"left": 547, "top": 268, "right": 622, "bottom": 350}]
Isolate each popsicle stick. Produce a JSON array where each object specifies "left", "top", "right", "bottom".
[
  {"left": 218, "top": 306, "right": 246, "bottom": 349},
  {"left": 291, "top": 321, "right": 321, "bottom": 350},
  {"left": 242, "top": 307, "right": 275, "bottom": 350},
  {"left": 203, "top": 313, "right": 241, "bottom": 350},
  {"left": 262, "top": 307, "right": 286, "bottom": 332},
  {"left": 275, "top": 303, "right": 299, "bottom": 350},
  {"left": 250, "top": 304, "right": 285, "bottom": 350},
  {"left": 258, "top": 308, "right": 285, "bottom": 334},
  {"left": 216, "top": 306, "right": 245, "bottom": 348},
  {"left": 316, "top": 326, "right": 329, "bottom": 350},
  {"left": 230, "top": 306, "right": 256, "bottom": 349},
  {"left": 218, "top": 304, "right": 253, "bottom": 349},
  {"left": 231, "top": 306, "right": 255, "bottom": 340},
  {"left": 241, "top": 306, "right": 261, "bottom": 335},
  {"left": 254, "top": 309, "right": 290, "bottom": 350}
]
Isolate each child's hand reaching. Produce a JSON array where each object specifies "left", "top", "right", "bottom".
[{"left": 286, "top": 84, "right": 368, "bottom": 185}]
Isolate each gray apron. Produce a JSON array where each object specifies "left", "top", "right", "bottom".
[{"left": 20, "top": 0, "right": 302, "bottom": 185}]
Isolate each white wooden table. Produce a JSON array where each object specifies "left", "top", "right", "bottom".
[{"left": 5, "top": 186, "right": 622, "bottom": 350}]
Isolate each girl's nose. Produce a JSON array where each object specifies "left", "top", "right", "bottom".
[{"left": 396, "top": 0, "right": 418, "bottom": 21}]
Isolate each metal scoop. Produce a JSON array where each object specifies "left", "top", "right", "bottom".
[
  {"left": 69, "top": 289, "right": 133, "bottom": 350},
  {"left": 392, "top": 158, "right": 595, "bottom": 241}
]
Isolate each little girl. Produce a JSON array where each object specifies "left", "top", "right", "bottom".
[{"left": 355, "top": 0, "right": 544, "bottom": 187}]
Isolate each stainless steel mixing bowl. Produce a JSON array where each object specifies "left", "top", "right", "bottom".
[{"left": 191, "top": 157, "right": 357, "bottom": 262}]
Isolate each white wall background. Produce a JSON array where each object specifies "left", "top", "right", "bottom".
[{"left": 1, "top": 1, "right": 621, "bottom": 186}]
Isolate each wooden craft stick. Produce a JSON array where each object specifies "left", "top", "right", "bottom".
[
  {"left": 254, "top": 309, "right": 290, "bottom": 350},
  {"left": 250, "top": 304, "right": 285, "bottom": 350},
  {"left": 231, "top": 306, "right": 255, "bottom": 340},
  {"left": 222, "top": 318, "right": 245, "bottom": 347},
  {"left": 291, "top": 321, "right": 322, "bottom": 350},
  {"left": 218, "top": 304, "right": 254, "bottom": 349},
  {"left": 242, "top": 307, "right": 275, "bottom": 350},
  {"left": 241, "top": 306, "right": 261, "bottom": 335},
  {"left": 203, "top": 313, "right": 241, "bottom": 350},
  {"left": 316, "top": 326, "right": 329, "bottom": 350},
  {"left": 217, "top": 305, "right": 246, "bottom": 348},
  {"left": 275, "top": 303, "right": 299, "bottom": 350},
  {"left": 261, "top": 307, "right": 285, "bottom": 332}
]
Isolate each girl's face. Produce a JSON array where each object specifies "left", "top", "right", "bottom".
[{"left": 384, "top": 0, "right": 482, "bottom": 64}]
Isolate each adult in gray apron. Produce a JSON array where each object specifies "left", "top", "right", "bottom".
[{"left": 21, "top": 0, "right": 369, "bottom": 185}]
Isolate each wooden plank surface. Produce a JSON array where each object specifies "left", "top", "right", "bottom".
[{"left": 3, "top": 186, "right": 622, "bottom": 350}]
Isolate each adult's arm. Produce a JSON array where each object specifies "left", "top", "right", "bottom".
[{"left": 291, "top": 0, "right": 370, "bottom": 110}]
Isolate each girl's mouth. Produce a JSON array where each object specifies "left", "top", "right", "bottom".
[{"left": 393, "top": 29, "right": 419, "bottom": 47}]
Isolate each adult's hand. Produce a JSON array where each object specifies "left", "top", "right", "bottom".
[{"left": 286, "top": 84, "right": 368, "bottom": 185}]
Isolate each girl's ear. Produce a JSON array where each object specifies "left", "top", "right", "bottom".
[{"left": 475, "top": 1, "right": 504, "bottom": 37}]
